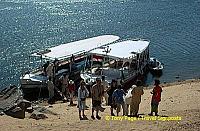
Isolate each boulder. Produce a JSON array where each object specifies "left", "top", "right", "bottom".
[
  {"left": 5, "top": 107, "right": 25, "bottom": 119},
  {"left": 18, "top": 99, "right": 32, "bottom": 111},
  {"left": 32, "top": 106, "right": 58, "bottom": 115},
  {"left": 30, "top": 110, "right": 48, "bottom": 120}
]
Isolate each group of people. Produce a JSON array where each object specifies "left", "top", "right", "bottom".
[
  {"left": 47, "top": 73, "right": 75, "bottom": 105},
  {"left": 76, "top": 77, "right": 106, "bottom": 120},
  {"left": 47, "top": 69, "right": 162, "bottom": 120},
  {"left": 78, "top": 76, "right": 126, "bottom": 120},
  {"left": 77, "top": 76, "right": 163, "bottom": 120},
  {"left": 43, "top": 60, "right": 76, "bottom": 105}
]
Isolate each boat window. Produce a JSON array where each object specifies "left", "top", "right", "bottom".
[
  {"left": 109, "top": 60, "right": 123, "bottom": 69},
  {"left": 102, "top": 68, "right": 121, "bottom": 78}
]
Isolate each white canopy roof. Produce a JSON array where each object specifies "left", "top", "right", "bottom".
[
  {"left": 33, "top": 35, "right": 120, "bottom": 60},
  {"left": 90, "top": 39, "right": 150, "bottom": 59}
]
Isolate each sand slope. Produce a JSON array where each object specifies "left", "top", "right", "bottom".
[{"left": 0, "top": 80, "right": 200, "bottom": 131}]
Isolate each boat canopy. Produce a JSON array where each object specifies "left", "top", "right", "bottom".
[
  {"left": 31, "top": 35, "right": 120, "bottom": 60},
  {"left": 90, "top": 39, "right": 150, "bottom": 59}
]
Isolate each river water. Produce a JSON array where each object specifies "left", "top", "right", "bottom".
[{"left": 0, "top": 0, "right": 200, "bottom": 88}]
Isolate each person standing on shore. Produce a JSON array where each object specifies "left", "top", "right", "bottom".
[
  {"left": 130, "top": 80, "right": 144, "bottom": 117},
  {"left": 112, "top": 85, "right": 126, "bottom": 116},
  {"left": 149, "top": 79, "right": 162, "bottom": 116},
  {"left": 107, "top": 79, "right": 118, "bottom": 116},
  {"left": 91, "top": 78, "right": 104, "bottom": 120},
  {"left": 68, "top": 80, "right": 75, "bottom": 106},
  {"left": 46, "top": 63, "right": 54, "bottom": 78},
  {"left": 52, "top": 59, "right": 59, "bottom": 83},
  {"left": 43, "top": 61, "right": 49, "bottom": 76},
  {"left": 78, "top": 81, "right": 89, "bottom": 119},
  {"left": 60, "top": 74, "right": 69, "bottom": 100},
  {"left": 47, "top": 76, "right": 54, "bottom": 103},
  {"left": 101, "top": 75, "right": 109, "bottom": 105}
]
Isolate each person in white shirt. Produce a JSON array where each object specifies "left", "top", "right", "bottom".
[
  {"left": 78, "top": 81, "right": 89, "bottom": 119},
  {"left": 101, "top": 75, "right": 109, "bottom": 105}
]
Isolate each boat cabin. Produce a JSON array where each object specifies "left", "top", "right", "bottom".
[{"left": 81, "top": 39, "right": 150, "bottom": 86}]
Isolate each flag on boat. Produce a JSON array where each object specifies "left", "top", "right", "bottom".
[{"left": 92, "top": 55, "right": 103, "bottom": 62}]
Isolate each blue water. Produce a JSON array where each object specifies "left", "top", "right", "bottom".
[{"left": 0, "top": 0, "right": 200, "bottom": 88}]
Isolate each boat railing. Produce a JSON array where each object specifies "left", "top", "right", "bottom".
[
  {"left": 106, "top": 37, "right": 150, "bottom": 46},
  {"left": 121, "top": 38, "right": 150, "bottom": 42}
]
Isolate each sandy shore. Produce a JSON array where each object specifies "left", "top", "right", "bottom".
[{"left": 0, "top": 79, "right": 200, "bottom": 131}]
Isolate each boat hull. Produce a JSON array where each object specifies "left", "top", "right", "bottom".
[
  {"left": 20, "top": 70, "right": 81, "bottom": 100},
  {"left": 81, "top": 66, "right": 148, "bottom": 93},
  {"left": 149, "top": 69, "right": 163, "bottom": 77},
  {"left": 122, "top": 67, "right": 148, "bottom": 90},
  {"left": 20, "top": 79, "right": 48, "bottom": 100}
]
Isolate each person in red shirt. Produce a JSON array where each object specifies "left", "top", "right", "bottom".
[
  {"left": 149, "top": 79, "right": 162, "bottom": 116},
  {"left": 68, "top": 80, "right": 75, "bottom": 106}
]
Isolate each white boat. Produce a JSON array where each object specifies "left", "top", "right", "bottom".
[
  {"left": 148, "top": 57, "right": 164, "bottom": 71},
  {"left": 20, "top": 35, "right": 120, "bottom": 99},
  {"left": 80, "top": 39, "right": 150, "bottom": 89}
]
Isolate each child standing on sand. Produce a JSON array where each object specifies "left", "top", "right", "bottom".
[{"left": 149, "top": 79, "right": 162, "bottom": 116}]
